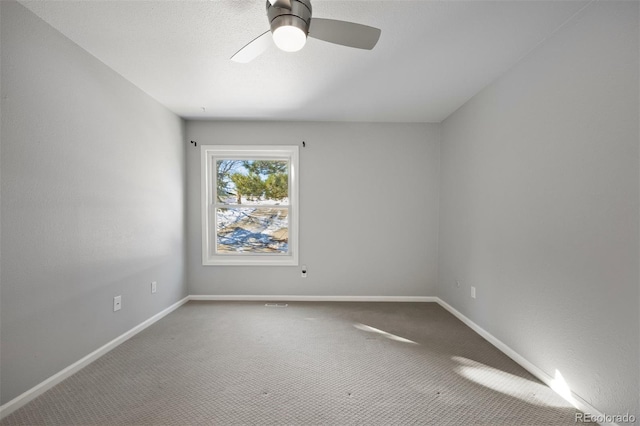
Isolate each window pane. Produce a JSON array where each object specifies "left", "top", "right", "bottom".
[
  {"left": 216, "top": 207, "right": 289, "bottom": 254},
  {"left": 202, "top": 145, "right": 298, "bottom": 266},
  {"left": 216, "top": 159, "right": 288, "bottom": 206}
]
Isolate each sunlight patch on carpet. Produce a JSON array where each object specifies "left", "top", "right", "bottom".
[
  {"left": 353, "top": 323, "right": 418, "bottom": 344},
  {"left": 453, "top": 356, "right": 574, "bottom": 408}
]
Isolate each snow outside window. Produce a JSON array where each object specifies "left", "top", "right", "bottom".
[{"left": 201, "top": 145, "right": 299, "bottom": 266}]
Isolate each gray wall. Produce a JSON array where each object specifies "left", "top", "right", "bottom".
[
  {"left": 0, "top": 1, "right": 187, "bottom": 405},
  {"left": 187, "top": 121, "right": 440, "bottom": 296},
  {"left": 438, "top": 1, "right": 639, "bottom": 417}
]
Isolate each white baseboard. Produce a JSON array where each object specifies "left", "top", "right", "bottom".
[
  {"left": 0, "top": 296, "right": 190, "bottom": 419},
  {"left": 435, "top": 298, "right": 614, "bottom": 426},
  {"left": 189, "top": 295, "right": 437, "bottom": 302}
]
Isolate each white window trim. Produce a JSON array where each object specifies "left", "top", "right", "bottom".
[{"left": 201, "top": 145, "right": 299, "bottom": 266}]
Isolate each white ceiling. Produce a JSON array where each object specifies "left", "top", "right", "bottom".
[{"left": 20, "top": 0, "right": 589, "bottom": 123}]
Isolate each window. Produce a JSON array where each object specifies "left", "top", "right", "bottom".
[{"left": 201, "top": 145, "right": 299, "bottom": 266}]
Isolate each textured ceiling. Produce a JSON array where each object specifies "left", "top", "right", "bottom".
[{"left": 20, "top": 0, "right": 590, "bottom": 123}]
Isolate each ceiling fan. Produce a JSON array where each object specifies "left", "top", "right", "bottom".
[{"left": 231, "top": 0, "right": 381, "bottom": 63}]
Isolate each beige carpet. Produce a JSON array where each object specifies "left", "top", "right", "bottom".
[{"left": 1, "top": 301, "right": 592, "bottom": 425}]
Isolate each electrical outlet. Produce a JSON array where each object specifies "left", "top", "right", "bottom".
[
  {"left": 113, "top": 295, "right": 122, "bottom": 312},
  {"left": 456, "top": 280, "right": 460, "bottom": 288},
  {"left": 301, "top": 265, "right": 307, "bottom": 278},
  {"left": 151, "top": 281, "right": 157, "bottom": 294},
  {"left": 471, "top": 287, "right": 476, "bottom": 299}
]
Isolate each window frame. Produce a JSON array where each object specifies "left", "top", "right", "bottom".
[{"left": 201, "top": 145, "right": 299, "bottom": 266}]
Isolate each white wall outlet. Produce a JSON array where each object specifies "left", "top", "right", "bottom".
[
  {"left": 113, "top": 295, "right": 122, "bottom": 312},
  {"left": 456, "top": 280, "right": 460, "bottom": 288},
  {"left": 301, "top": 265, "right": 307, "bottom": 278},
  {"left": 151, "top": 281, "right": 157, "bottom": 294},
  {"left": 471, "top": 286, "right": 476, "bottom": 299}
]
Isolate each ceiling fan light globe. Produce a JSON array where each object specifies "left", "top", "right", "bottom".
[{"left": 273, "top": 25, "right": 307, "bottom": 52}]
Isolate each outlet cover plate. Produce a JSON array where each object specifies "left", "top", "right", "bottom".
[{"left": 113, "top": 295, "right": 122, "bottom": 311}]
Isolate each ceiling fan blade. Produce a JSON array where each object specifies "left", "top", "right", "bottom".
[
  {"left": 308, "top": 18, "right": 381, "bottom": 50},
  {"left": 230, "top": 30, "right": 272, "bottom": 63},
  {"left": 269, "top": 0, "right": 292, "bottom": 10}
]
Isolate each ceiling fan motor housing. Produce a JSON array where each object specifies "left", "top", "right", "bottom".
[{"left": 267, "top": 0, "right": 312, "bottom": 36}]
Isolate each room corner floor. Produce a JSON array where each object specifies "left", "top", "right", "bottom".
[{"left": 1, "top": 301, "right": 592, "bottom": 425}]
